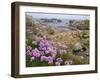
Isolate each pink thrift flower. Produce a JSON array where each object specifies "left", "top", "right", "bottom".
[
  {"left": 30, "top": 57, "right": 35, "bottom": 62},
  {"left": 55, "top": 62, "right": 61, "bottom": 66},
  {"left": 26, "top": 50, "right": 32, "bottom": 56},
  {"left": 64, "top": 60, "right": 73, "bottom": 65},
  {"left": 56, "top": 58, "right": 63, "bottom": 63},
  {"left": 32, "top": 48, "right": 41, "bottom": 58},
  {"left": 26, "top": 46, "right": 32, "bottom": 51},
  {"left": 41, "top": 56, "right": 47, "bottom": 61}
]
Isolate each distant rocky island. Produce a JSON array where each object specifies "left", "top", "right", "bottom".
[{"left": 26, "top": 14, "right": 89, "bottom": 30}]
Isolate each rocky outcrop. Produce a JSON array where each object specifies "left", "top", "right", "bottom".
[{"left": 69, "top": 20, "right": 89, "bottom": 30}]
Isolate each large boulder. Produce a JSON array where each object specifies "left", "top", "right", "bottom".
[
  {"left": 72, "top": 42, "right": 82, "bottom": 55},
  {"left": 72, "top": 42, "right": 89, "bottom": 59}
]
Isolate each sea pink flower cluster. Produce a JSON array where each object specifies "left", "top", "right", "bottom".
[{"left": 26, "top": 36, "right": 73, "bottom": 66}]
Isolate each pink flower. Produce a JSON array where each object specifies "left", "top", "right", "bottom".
[
  {"left": 41, "top": 56, "right": 47, "bottom": 61},
  {"left": 56, "top": 58, "right": 63, "bottom": 63},
  {"left": 30, "top": 57, "right": 35, "bottom": 62},
  {"left": 64, "top": 60, "right": 73, "bottom": 65},
  {"left": 26, "top": 46, "right": 32, "bottom": 51},
  {"left": 48, "top": 61, "right": 53, "bottom": 65},
  {"left": 32, "top": 48, "right": 41, "bottom": 58},
  {"left": 55, "top": 62, "right": 61, "bottom": 66},
  {"left": 46, "top": 56, "right": 53, "bottom": 65},
  {"left": 48, "top": 47, "right": 57, "bottom": 54},
  {"left": 26, "top": 50, "right": 32, "bottom": 56},
  {"left": 59, "top": 49, "right": 66, "bottom": 54}
]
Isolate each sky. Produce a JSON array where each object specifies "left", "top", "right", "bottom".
[{"left": 26, "top": 12, "right": 90, "bottom": 20}]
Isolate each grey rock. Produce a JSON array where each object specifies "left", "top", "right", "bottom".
[
  {"left": 73, "top": 42, "right": 82, "bottom": 51},
  {"left": 72, "top": 42, "right": 82, "bottom": 55}
]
